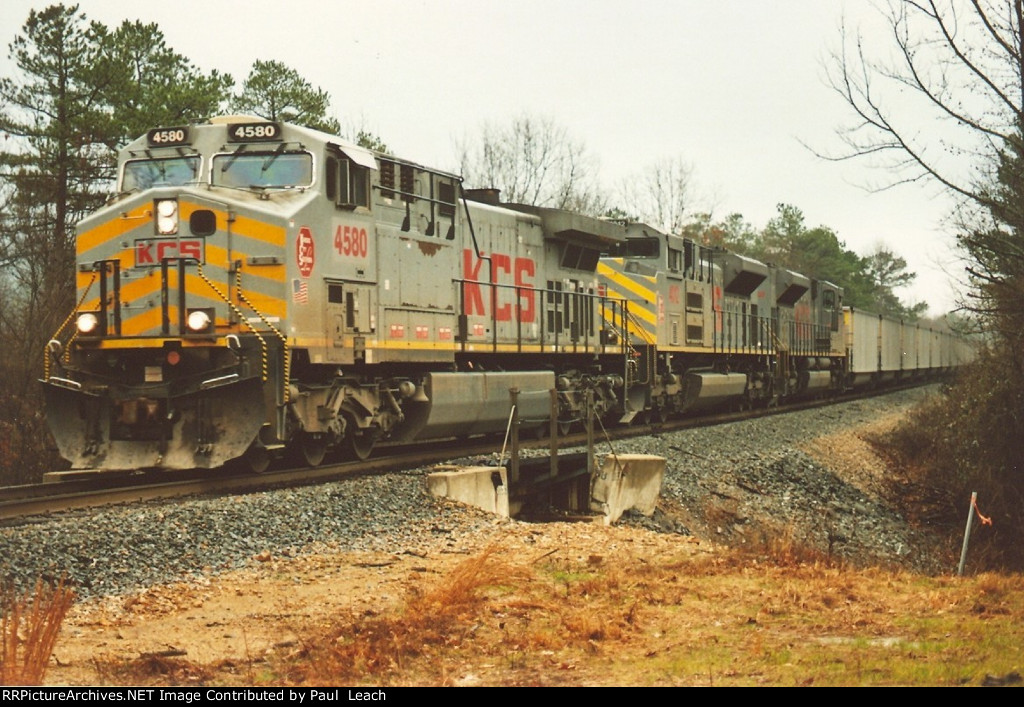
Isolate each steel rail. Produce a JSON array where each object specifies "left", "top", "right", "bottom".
[{"left": 0, "top": 381, "right": 941, "bottom": 524}]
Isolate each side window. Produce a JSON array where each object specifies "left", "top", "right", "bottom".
[
  {"left": 351, "top": 164, "right": 369, "bottom": 206},
  {"left": 823, "top": 288, "right": 839, "bottom": 331},
  {"left": 400, "top": 164, "right": 414, "bottom": 202},
  {"left": 668, "top": 247, "right": 683, "bottom": 272},
  {"left": 438, "top": 179, "right": 456, "bottom": 217},
  {"left": 380, "top": 160, "right": 395, "bottom": 199},
  {"left": 328, "top": 154, "right": 370, "bottom": 210},
  {"left": 325, "top": 156, "right": 337, "bottom": 200}
]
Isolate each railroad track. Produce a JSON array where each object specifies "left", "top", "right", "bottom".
[{"left": 0, "top": 383, "right": 932, "bottom": 524}]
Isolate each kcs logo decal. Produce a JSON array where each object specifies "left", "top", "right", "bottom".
[
  {"left": 134, "top": 238, "right": 203, "bottom": 266},
  {"left": 297, "top": 226, "right": 315, "bottom": 278}
]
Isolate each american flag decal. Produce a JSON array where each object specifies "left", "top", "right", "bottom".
[{"left": 292, "top": 278, "right": 309, "bottom": 304}]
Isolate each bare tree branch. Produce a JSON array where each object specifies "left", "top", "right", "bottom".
[{"left": 455, "top": 114, "right": 606, "bottom": 213}]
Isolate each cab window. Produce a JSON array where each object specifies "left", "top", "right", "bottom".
[
  {"left": 122, "top": 156, "right": 201, "bottom": 191},
  {"left": 212, "top": 152, "right": 312, "bottom": 188},
  {"left": 326, "top": 155, "right": 370, "bottom": 209}
]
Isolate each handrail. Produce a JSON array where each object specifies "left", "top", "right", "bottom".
[
  {"left": 195, "top": 262, "right": 269, "bottom": 384},
  {"left": 43, "top": 273, "right": 97, "bottom": 378},
  {"left": 233, "top": 269, "right": 290, "bottom": 404}
]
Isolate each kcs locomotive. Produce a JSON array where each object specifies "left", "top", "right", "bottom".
[{"left": 42, "top": 117, "right": 970, "bottom": 472}]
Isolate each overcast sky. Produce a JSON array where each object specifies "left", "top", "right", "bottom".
[{"left": 1, "top": 0, "right": 968, "bottom": 315}]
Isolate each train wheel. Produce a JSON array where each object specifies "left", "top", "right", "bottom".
[
  {"left": 293, "top": 432, "right": 328, "bottom": 467},
  {"left": 242, "top": 441, "right": 271, "bottom": 474},
  {"left": 342, "top": 428, "right": 376, "bottom": 461}
]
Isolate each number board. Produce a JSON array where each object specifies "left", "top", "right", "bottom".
[
  {"left": 147, "top": 127, "right": 190, "bottom": 147},
  {"left": 227, "top": 122, "right": 282, "bottom": 142}
]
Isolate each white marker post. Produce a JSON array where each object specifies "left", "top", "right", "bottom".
[{"left": 957, "top": 491, "right": 978, "bottom": 577}]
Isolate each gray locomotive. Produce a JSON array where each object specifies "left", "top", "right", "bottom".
[{"left": 41, "top": 118, "right": 971, "bottom": 472}]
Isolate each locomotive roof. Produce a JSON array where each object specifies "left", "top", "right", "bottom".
[
  {"left": 502, "top": 203, "right": 627, "bottom": 247},
  {"left": 124, "top": 117, "right": 462, "bottom": 181}
]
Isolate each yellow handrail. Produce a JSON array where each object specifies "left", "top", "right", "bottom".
[
  {"left": 43, "top": 273, "right": 96, "bottom": 378},
  {"left": 195, "top": 263, "right": 269, "bottom": 383},
  {"left": 233, "top": 269, "right": 290, "bottom": 404}
]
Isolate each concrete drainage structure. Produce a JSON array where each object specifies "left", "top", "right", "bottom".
[{"left": 427, "top": 452, "right": 666, "bottom": 525}]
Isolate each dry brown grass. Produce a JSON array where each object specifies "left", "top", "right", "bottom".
[
  {"left": 92, "top": 652, "right": 219, "bottom": 686},
  {"left": 278, "top": 544, "right": 532, "bottom": 685},
  {"left": 876, "top": 361, "right": 1024, "bottom": 571},
  {"left": 1, "top": 580, "right": 75, "bottom": 685},
  {"left": 38, "top": 526, "right": 1024, "bottom": 686}
]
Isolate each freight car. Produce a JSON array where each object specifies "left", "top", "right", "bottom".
[
  {"left": 41, "top": 117, "right": 970, "bottom": 473},
  {"left": 843, "top": 308, "right": 971, "bottom": 387}
]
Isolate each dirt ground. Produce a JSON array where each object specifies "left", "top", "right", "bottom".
[
  {"left": 41, "top": 411, "right": 981, "bottom": 687},
  {"left": 47, "top": 523, "right": 708, "bottom": 686}
]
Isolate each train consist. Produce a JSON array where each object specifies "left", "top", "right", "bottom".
[{"left": 42, "top": 118, "right": 972, "bottom": 472}]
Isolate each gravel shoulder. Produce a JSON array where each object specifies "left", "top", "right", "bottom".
[{"left": 1, "top": 385, "right": 953, "bottom": 685}]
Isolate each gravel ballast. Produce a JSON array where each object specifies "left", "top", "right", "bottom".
[{"left": 0, "top": 386, "right": 948, "bottom": 599}]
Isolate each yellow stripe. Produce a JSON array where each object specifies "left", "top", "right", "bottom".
[
  {"left": 204, "top": 243, "right": 231, "bottom": 270},
  {"left": 78, "top": 202, "right": 285, "bottom": 255},
  {"left": 175, "top": 201, "right": 285, "bottom": 247},
  {"left": 291, "top": 338, "right": 625, "bottom": 355},
  {"left": 232, "top": 213, "right": 286, "bottom": 247},
  {"left": 77, "top": 205, "right": 151, "bottom": 255},
  {"left": 597, "top": 262, "right": 658, "bottom": 303},
  {"left": 244, "top": 263, "right": 286, "bottom": 285},
  {"left": 655, "top": 344, "right": 736, "bottom": 354},
  {"left": 184, "top": 274, "right": 286, "bottom": 319},
  {"left": 86, "top": 336, "right": 624, "bottom": 356},
  {"left": 600, "top": 310, "right": 651, "bottom": 343},
  {"left": 81, "top": 285, "right": 284, "bottom": 337},
  {"left": 119, "top": 308, "right": 167, "bottom": 336},
  {"left": 78, "top": 272, "right": 166, "bottom": 313},
  {"left": 82, "top": 336, "right": 235, "bottom": 349},
  {"left": 79, "top": 274, "right": 265, "bottom": 312},
  {"left": 110, "top": 305, "right": 265, "bottom": 337},
  {"left": 202, "top": 243, "right": 287, "bottom": 285},
  {"left": 599, "top": 258, "right": 657, "bottom": 284},
  {"left": 601, "top": 285, "right": 656, "bottom": 326}
]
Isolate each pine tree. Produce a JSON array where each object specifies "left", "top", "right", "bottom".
[{"left": 232, "top": 60, "right": 340, "bottom": 133}]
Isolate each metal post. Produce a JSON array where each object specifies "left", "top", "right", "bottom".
[
  {"left": 958, "top": 491, "right": 977, "bottom": 576},
  {"left": 550, "top": 388, "right": 558, "bottom": 479},
  {"left": 509, "top": 387, "right": 520, "bottom": 485},
  {"left": 586, "top": 388, "right": 595, "bottom": 478}
]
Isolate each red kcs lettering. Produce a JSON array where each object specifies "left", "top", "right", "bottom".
[
  {"left": 135, "top": 239, "right": 203, "bottom": 265},
  {"left": 462, "top": 249, "right": 535, "bottom": 323},
  {"left": 514, "top": 257, "right": 535, "bottom": 323}
]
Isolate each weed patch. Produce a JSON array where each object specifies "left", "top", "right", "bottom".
[{"left": 1, "top": 579, "right": 75, "bottom": 685}]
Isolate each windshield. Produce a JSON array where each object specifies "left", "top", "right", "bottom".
[
  {"left": 122, "top": 156, "right": 201, "bottom": 191},
  {"left": 212, "top": 152, "right": 313, "bottom": 189},
  {"left": 608, "top": 238, "right": 660, "bottom": 259}
]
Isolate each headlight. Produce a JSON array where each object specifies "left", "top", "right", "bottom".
[
  {"left": 76, "top": 312, "right": 100, "bottom": 334},
  {"left": 155, "top": 198, "right": 178, "bottom": 235},
  {"left": 186, "top": 309, "right": 212, "bottom": 332}
]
